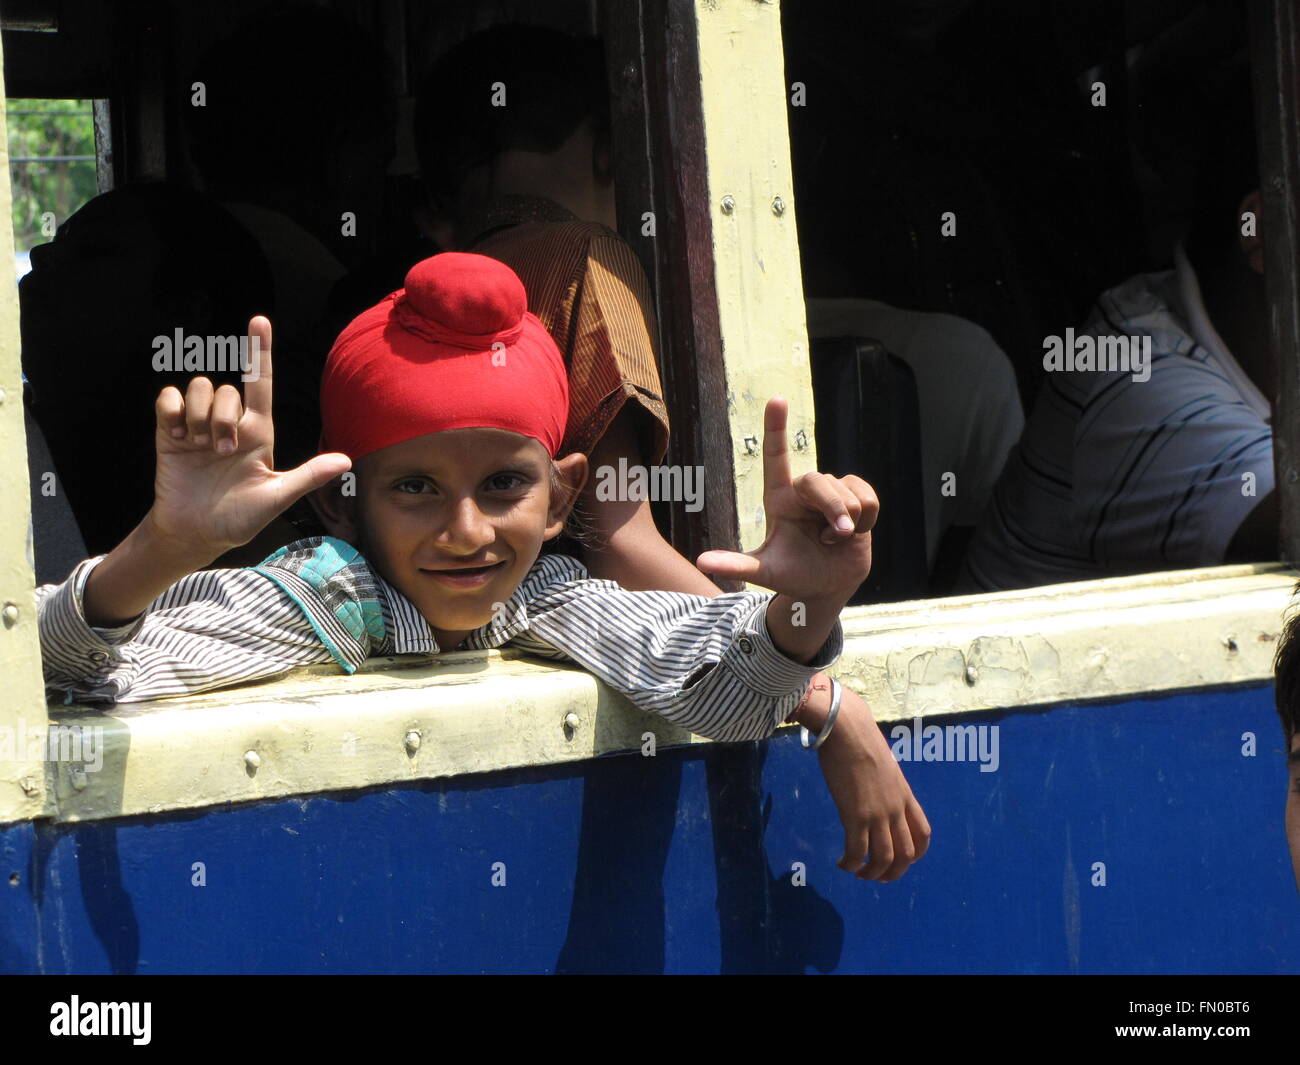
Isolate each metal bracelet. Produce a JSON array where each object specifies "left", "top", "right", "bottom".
[{"left": 800, "top": 677, "right": 842, "bottom": 750}]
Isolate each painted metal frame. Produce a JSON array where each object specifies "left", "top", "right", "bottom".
[
  {"left": 34, "top": 561, "right": 1293, "bottom": 825},
  {"left": 603, "top": 0, "right": 816, "bottom": 569},
  {"left": 0, "top": 86, "right": 51, "bottom": 824}
]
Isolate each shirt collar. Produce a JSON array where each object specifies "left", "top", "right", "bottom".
[
  {"left": 462, "top": 195, "right": 577, "bottom": 248},
  {"left": 1174, "top": 242, "right": 1272, "bottom": 423},
  {"left": 374, "top": 575, "right": 438, "bottom": 654}
]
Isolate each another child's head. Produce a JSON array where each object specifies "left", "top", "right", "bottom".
[
  {"left": 311, "top": 253, "right": 587, "bottom": 647},
  {"left": 20, "top": 184, "right": 274, "bottom": 555},
  {"left": 413, "top": 25, "right": 610, "bottom": 235},
  {"left": 1273, "top": 596, "right": 1300, "bottom": 892}
]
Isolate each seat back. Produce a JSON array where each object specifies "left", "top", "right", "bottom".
[{"left": 809, "top": 336, "right": 928, "bottom": 604}]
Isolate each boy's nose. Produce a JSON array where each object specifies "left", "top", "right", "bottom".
[{"left": 433, "top": 495, "right": 494, "bottom": 554}]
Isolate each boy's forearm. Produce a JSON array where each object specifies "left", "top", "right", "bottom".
[
  {"left": 82, "top": 515, "right": 218, "bottom": 627},
  {"left": 580, "top": 402, "right": 721, "bottom": 598},
  {"left": 765, "top": 592, "right": 846, "bottom": 664},
  {"left": 583, "top": 506, "right": 721, "bottom": 597}
]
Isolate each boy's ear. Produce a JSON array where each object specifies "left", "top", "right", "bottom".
[
  {"left": 545, "top": 452, "right": 589, "bottom": 540},
  {"left": 309, "top": 474, "right": 361, "bottom": 541}
]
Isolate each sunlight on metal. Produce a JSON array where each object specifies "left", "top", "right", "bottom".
[{"left": 693, "top": 0, "right": 819, "bottom": 555}]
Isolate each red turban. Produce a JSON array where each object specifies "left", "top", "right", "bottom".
[{"left": 320, "top": 252, "right": 569, "bottom": 461}]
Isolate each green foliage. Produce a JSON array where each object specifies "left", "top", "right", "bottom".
[{"left": 7, "top": 98, "right": 98, "bottom": 253}]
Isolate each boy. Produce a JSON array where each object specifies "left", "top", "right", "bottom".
[
  {"left": 412, "top": 25, "right": 929, "bottom": 881},
  {"left": 37, "top": 254, "right": 873, "bottom": 745}
]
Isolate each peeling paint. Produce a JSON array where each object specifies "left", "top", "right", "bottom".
[{"left": 831, "top": 564, "right": 1292, "bottom": 724}]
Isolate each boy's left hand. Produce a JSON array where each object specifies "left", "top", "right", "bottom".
[
  {"left": 797, "top": 678, "right": 932, "bottom": 881},
  {"left": 696, "top": 397, "right": 876, "bottom": 604}
]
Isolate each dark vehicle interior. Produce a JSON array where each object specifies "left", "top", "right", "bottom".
[{"left": 1, "top": 0, "right": 1285, "bottom": 601}]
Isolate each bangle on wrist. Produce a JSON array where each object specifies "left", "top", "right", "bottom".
[{"left": 800, "top": 677, "right": 842, "bottom": 750}]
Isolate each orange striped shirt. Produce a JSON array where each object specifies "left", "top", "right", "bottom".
[{"left": 470, "top": 206, "right": 671, "bottom": 464}]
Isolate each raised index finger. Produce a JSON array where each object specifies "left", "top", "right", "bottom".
[
  {"left": 762, "top": 396, "right": 792, "bottom": 489},
  {"left": 243, "top": 315, "right": 274, "bottom": 415}
]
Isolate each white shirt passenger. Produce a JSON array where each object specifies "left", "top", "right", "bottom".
[{"left": 806, "top": 298, "right": 1025, "bottom": 570}]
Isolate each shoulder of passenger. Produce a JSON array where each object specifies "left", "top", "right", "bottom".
[{"left": 560, "top": 219, "right": 621, "bottom": 242}]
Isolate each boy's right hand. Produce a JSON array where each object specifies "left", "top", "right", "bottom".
[{"left": 146, "top": 316, "right": 351, "bottom": 561}]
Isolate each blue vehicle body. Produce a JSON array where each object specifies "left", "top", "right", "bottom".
[{"left": 2, "top": 684, "right": 1292, "bottom": 974}]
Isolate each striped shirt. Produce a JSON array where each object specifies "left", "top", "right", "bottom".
[
  {"left": 466, "top": 196, "right": 671, "bottom": 463},
  {"left": 960, "top": 246, "right": 1273, "bottom": 591},
  {"left": 36, "top": 537, "right": 840, "bottom": 744}
]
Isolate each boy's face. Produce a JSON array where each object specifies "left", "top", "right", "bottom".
[
  {"left": 1289, "top": 734, "right": 1300, "bottom": 894},
  {"left": 342, "top": 429, "right": 583, "bottom": 649}
]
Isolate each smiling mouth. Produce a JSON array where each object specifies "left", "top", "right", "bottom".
[
  {"left": 423, "top": 560, "right": 505, "bottom": 573},
  {"left": 420, "top": 560, "right": 508, "bottom": 583}
]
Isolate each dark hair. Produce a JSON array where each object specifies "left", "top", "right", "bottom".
[
  {"left": 1275, "top": 588, "right": 1300, "bottom": 745},
  {"left": 118, "top": 183, "right": 274, "bottom": 332},
  {"left": 413, "top": 24, "right": 609, "bottom": 207},
  {"left": 21, "top": 184, "right": 275, "bottom": 556},
  {"left": 31, "top": 183, "right": 274, "bottom": 384}
]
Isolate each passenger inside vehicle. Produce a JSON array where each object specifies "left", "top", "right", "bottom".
[{"left": 19, "top": 184, "right": 276, "bottom": 562}]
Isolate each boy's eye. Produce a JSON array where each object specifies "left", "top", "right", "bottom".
[
  {"left": 394, "top": 479, "right": 433, "bottom": 495},
  {"left": 487, "top": 473, "right": 528, "bottom": 492}
]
